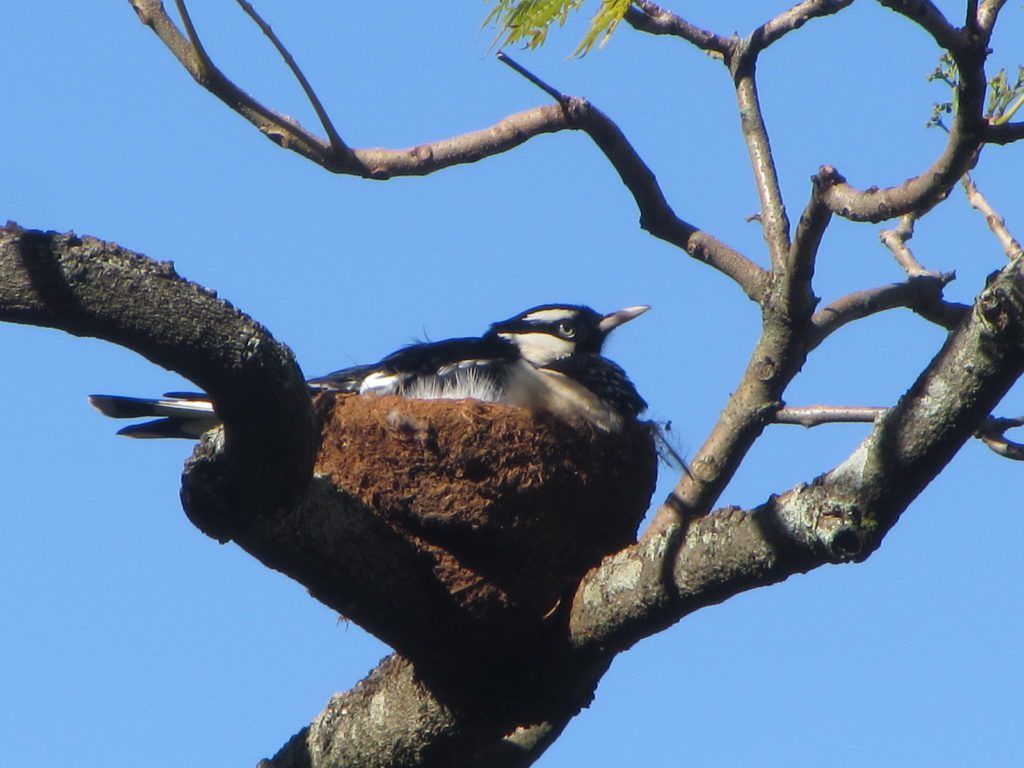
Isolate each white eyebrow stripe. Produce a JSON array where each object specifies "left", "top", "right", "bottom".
[{"left": 519, "top": 308, "right": 577, "bottom": 324}]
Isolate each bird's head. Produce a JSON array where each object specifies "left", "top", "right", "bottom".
[{"left": 489, "top": 303, "right": 650, "bottom": 367}]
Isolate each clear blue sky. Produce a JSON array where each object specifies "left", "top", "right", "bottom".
[{"left": 2, "top": 2, "right": 1022, "bottom": 766}]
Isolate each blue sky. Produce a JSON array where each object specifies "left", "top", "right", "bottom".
[{"left": 2, "top": 2, "right": 1022, "bottom": 766}]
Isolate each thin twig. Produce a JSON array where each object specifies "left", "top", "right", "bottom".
[
  {"left": 879, "top": 214, "right": 943, "bottom": 277},
  {"left": 624, "top": 1, "right": 731, "bottom": 56},
  {"left": 785, "top": 166, "right": 840, "bottom": 317},
  {"left": 732, "top": 47, "right": 791, "bottom": 271},
  {"left": 235, "top": 0, "right": 349, "bottom": 155},
  {"left": 809, "top": 273, "right": 960, "bottom": 347},
  {"left": 977, "top": 0, "right": 1010, "bottom": 35},
  {"left": 754, "top": 0, "right": 855, "bottom": 52},
  {"left": 976, "top": 416, "right": 1024, "bottom": 460},
  {"left": 775, "top": 405, "right": 884, "bottom": 426},
  {"left": 496, "top": 51, "right": 566, "bottom": 103},
  {"left": 962, "top": 175, "right": 1023, "bottom": 260},
  {"left": 776, "top": 406, "right": 1024, "bottom": 461},
  {"left": 877, "top": 0, "right": 964, "bottom": 53},
  {"left": 495, "top": 53, "right": 770, "bottom": 302},
  {"left": 174, "top": 0, "right": 215, "bottom": 78}
]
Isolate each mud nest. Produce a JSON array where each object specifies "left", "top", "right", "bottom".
[{"left": 314, "top": 394, "right": 658, "bottom": 622}]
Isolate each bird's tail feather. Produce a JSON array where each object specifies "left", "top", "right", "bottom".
[{"left": 89, "top": 394, "right": 220, "bottom": 439}]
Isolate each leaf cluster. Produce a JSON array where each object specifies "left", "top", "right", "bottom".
[
  {"left": 485, "top": 0, "right": 631, "bottom": 56},
  {"left": 929, "top": 52, "right": 1024, "bottom": 129}
]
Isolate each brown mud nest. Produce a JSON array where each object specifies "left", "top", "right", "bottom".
[{"left": 315, "top": 394, "right": 658, "bottom": 622}]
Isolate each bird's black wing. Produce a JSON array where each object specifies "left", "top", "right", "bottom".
[{"left": 309, "top": 336, "right": 517, "bottom": 395}]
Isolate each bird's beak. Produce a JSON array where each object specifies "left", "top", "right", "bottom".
[{"left": 599, "top": 305, "right": 650, "bottom": 333}]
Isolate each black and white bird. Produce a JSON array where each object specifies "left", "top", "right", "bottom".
[{"left": 89, "top": 303, "right": 650, "bottom": 438}]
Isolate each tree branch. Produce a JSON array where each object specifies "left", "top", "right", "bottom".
[
  {"left": 816, "top": 11, "right": 991, "bottom": 223},
  {"left": 730, "top": 44, "right": 791, "bottom": 270},
  {"left": 753, "top": 0, "right": 855, "bottom": 52},
  {"left": 963, "top": 175, "right": 1023, "bottom": 261},
  {"left": 879, "top": 213, "right": 943, "bottom": 277},
  {"left": 976, "top": 0, "right": 1010, "bottom": 35},
  {"left": 624, "top": 1, "right": 731, "bottom": 56},
  {"left": 234, "top": 0, "right": 348, "bottom": 154},
  {"left": 572, "top": 252, "right": 1024, "bottom": 651},
  {"left": 876, "top": 0, "right": 964, "bottom": 53},
  {"left": 809, "top": 273, "right": 964, "bottom": 346},
  {"left": 0, "top": 223, "right": 316, "bottom": 518},
  {"left": 495, "top": 53, "right": 771, "bottom": 302},
  {"left": 774, "top": 404, "right": 884, "bottom": 426},
  {"left": 976, "top": 416, "right": 1024, "bottom": 460},
  {"left": 985, "top": 121, "right": 1024, "bottom": 144}
]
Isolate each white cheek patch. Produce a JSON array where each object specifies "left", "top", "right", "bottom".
[{"left": 500, "top": 332, "right": 575, "bottom": 366}]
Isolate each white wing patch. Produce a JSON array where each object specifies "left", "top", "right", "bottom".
[{"left": 358, "top": 371, "right": 405, "bottom": 396}]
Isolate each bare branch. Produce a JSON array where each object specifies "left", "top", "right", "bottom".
[
  {"left": 985, "top": 121, "right": 1024, "bottom": 144},
  {"left": 753, "top": 0, "right": 855, "bottom": 51},
  {"left": 809, "top": 273, "right": 963, "bottom": 347},
  {"left": 976, "top": 416, "right": 1024, "bottom": 460},
  {"left": 817, "top": 13, "right": 991, "bottom": 224},
  {"left": 573, "top": 253, "right": 1024, "bottom": 651},
  {"left": 561, "top": 97, "right": 770, "bottom": 301},
  {"left": 775, "top": 404, "right": 884, "bottom": 426},
  {"left": 731, "top": 45, "right": 792, "bottom": 270},
  {"left": 495, "top": 51, "right": 771, "bottom": 302},
  {"left": 877, "top": 0, "right": 964, "bottom": 53},
  {"left": 785, "top": 166, "right": 841, "bottom": 316},
  {"left": 260, "top": 655, "right": 481, "bottom": 768},
  {"left": 497, "top": 51, "right": 566, "bottom": 103},
  {"left": 0, "top": 223, "right": 316, "bottom": 519},
  {"left": 880, "top": 214, "right": 942, "bottom": 277},
  {"left": 777, "top": 406, "right": 1024, "bottom": 465},
  {"left": 963, "top": 175, "right": 1024, "bottom": 260},
  {"left": 977, "top": 0, "right": 1010, "bottom": 35},
  {"left": 235, "top": 0, "right": 348, "bottom": 154},
  {"left": 624, "top": 1, "right": 732, "bottom": 56},
  {"left": 131, "top": 0, "right": 344, "bottom": 167}
]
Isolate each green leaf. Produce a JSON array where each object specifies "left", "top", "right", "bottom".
[{"left": 485, "top": 0, "right": 629, "bottom": 54}]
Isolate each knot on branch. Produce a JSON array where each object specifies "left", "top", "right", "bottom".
[{"left": 977, "top": 265, "right": 1024, "bottom": 347}]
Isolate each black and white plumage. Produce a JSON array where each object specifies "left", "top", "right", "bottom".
[{"left": 89, "top": 303, "right": 650, "bottom": 438}]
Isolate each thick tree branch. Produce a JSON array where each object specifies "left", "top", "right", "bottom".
[
  {"left": 0, "top": 223, "right": 316, "bottom": 518},
  {"left": 572, "top": 252, "right": 1024, "bottom": 651},
  {"left": 260, "top": 655, "right": 489, "bottom": 768}
]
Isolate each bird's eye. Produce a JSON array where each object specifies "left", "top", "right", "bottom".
[{"left": 557, "top": 321, "right": 577, "bottom": 339}]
